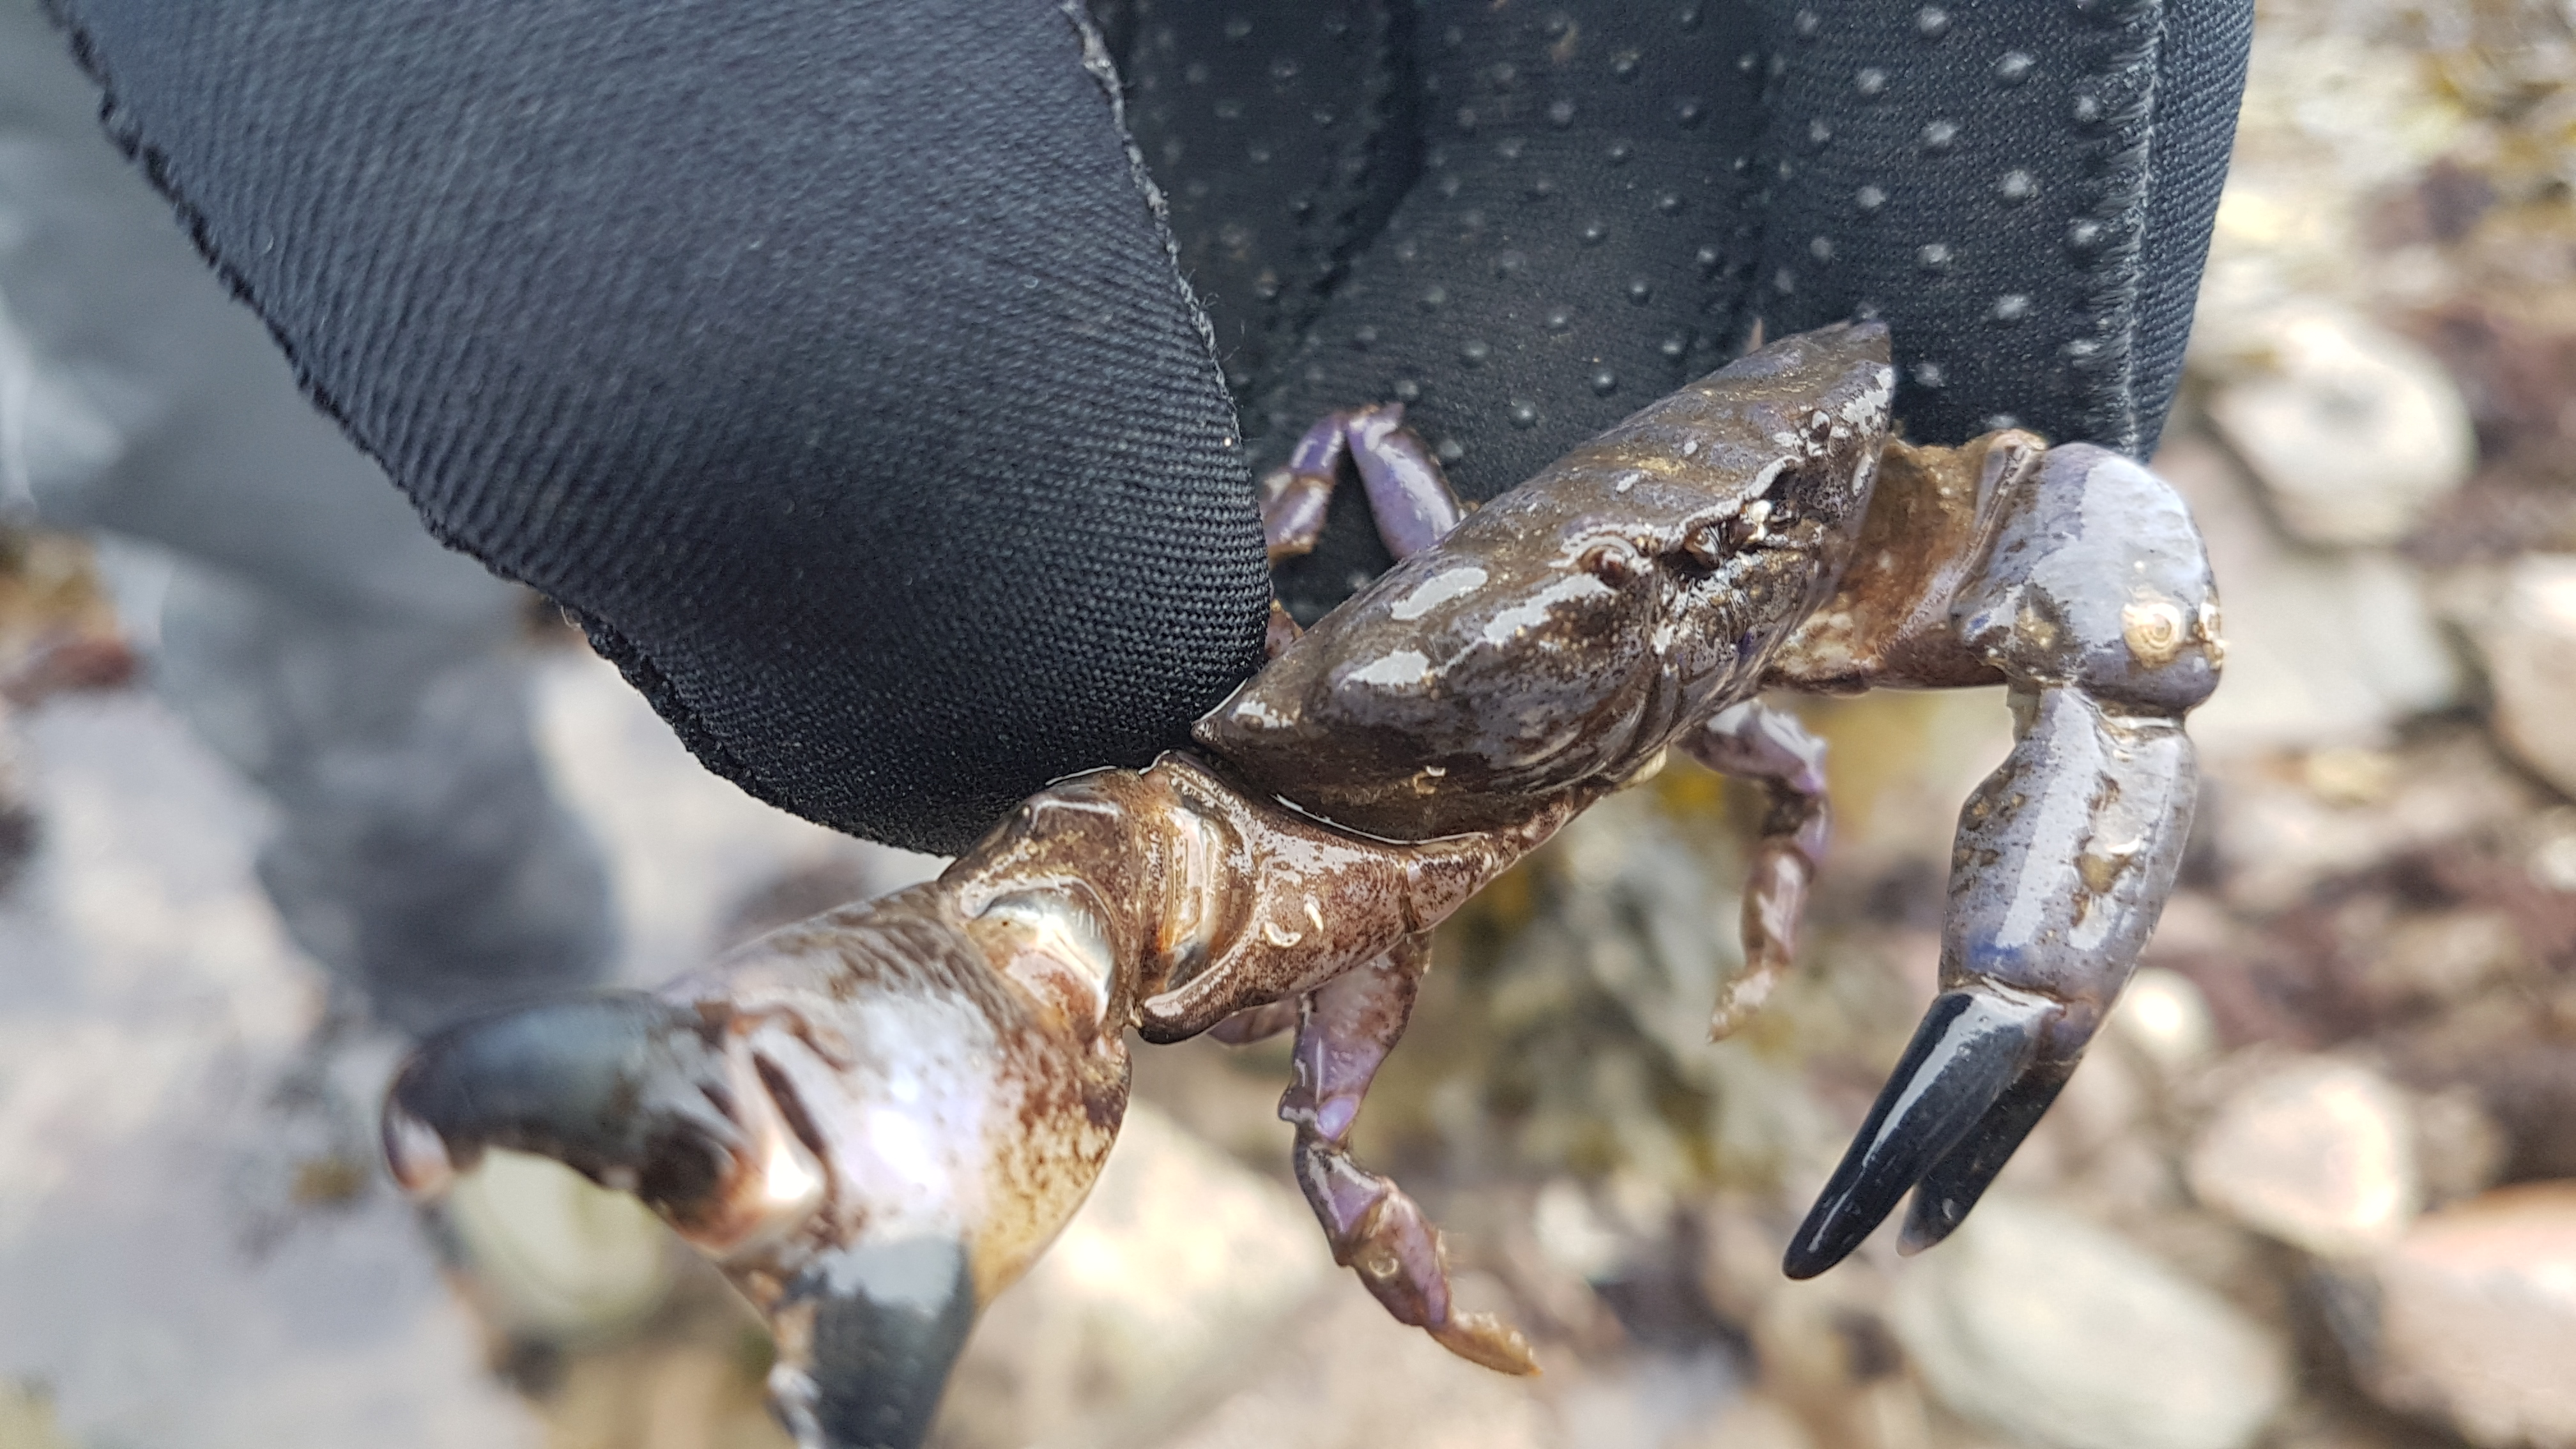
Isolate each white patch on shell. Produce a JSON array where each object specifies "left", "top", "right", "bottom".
[
  {"left": 859, "top": 1102, "right": 955, "bottom": 1202},
  {"left": 1388, "top": 565, "right": 1489, "bottom": 621},
  {"left": 1344, "top": 648, "right": 1433, "bottom": 687},
  {"left": 1227, "top": 696, "right": 1293, "bottom": 730},
  {"left": 1481, "top": 573, "right": 1615, "bottom": 647},
  {"left": 1840, "top": 367, "right": 1896, "bottom": 429}
]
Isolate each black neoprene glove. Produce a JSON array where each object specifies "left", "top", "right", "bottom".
[{"left": 47, "top": 0, "right": 2251, "bottom": 857}]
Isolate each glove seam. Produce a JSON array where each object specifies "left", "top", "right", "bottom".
[{"left": 1060, "top": 0, "right": 1243, "bottom": 443}]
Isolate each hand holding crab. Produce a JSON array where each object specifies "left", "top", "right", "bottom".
[{"left": 379, "top": 323, "right": 2220, "bottom": 1449}]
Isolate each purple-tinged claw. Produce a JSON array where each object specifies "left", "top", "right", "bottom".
[
  {"left": 1784, "top": 986, "right": 2055, "bottom": 1279},
  {"left": 1342, "top": 404, "right": 1468, "bottom": 559},
  {"left": 1261, "top": 402, "right": 1466, "bottom": 566}
]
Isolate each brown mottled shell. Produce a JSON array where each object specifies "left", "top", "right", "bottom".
[{"left": 1197, "top": 323, "right": 1895, "bottom": 840}]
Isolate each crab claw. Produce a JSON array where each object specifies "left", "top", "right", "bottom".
[
  {"left": 1783, "top": 985, "right": 2057, "bottom": 1277},
  {"left": 1786, "top": 690, "right": 2198, "bottom": 1278},
  {"left": 1785, "top": 443, "right": 2220, "bottom": 1279},
  {"left": 763, "top": 1238, "right": 978, "bottom": 1449},
  {"left": 381, "top": 992, "right": 749, "bottom": 1220},
  {"left": 383, "top": 890, "right": 1128, "bottom": 1449}
]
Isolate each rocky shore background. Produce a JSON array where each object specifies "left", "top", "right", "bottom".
[{"left": 7, "top": 1, "right": 2576, "bottom": 1446}]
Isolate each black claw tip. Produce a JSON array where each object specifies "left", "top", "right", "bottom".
[
  {"left": 1896, "top": 1057, "right": 2078, "bottom": 1255},
  {"left": 769, "top": 1237, "right": 977, "bottom": 1449},
  {"left": 383, "top": 991, "right": 735, "bottom": 1214},
  {"left": 1782, "top": 988, "right": 2055, "bottom": 1279}
]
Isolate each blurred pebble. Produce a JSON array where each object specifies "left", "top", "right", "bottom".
[
  {"left": 535, "top": 1309, "right": 785, "bottom": 1449},
  {"left": 2345, "top": 1184, "right": 2576, "bottom": 1449},
  {"left": 2360, "top": 908, "right": 2526, "bottom": 1011},
  {"left": 1148, "top": 1275, "right": 1549, "bottom": 1449},
  {"left": 442, "top": 1148, "right": 677, "bottom": 1346},
  {"left": 1890, "top": 1197, "right": 2290, "bottom": 1449},
  {"left": 1549, "top": 1347, "right": 1742, "bottom": 1449},
  {"left": 939, "top": 1104, "right": 1332, "bottom": 1448},
  {"left": 1666, "top": 1389, "right": 1815, "bottom": 1449},
  {"left": 2108, "top": 968, "right": 2220, "bottom": 1077},
  {"left": 1534, "top": 1179, "right": 1627, "bottom": 1282},
  {"left": 2475, "top": 555, "right": 2576, "bottom": 799},
  {"left": 2205, "top": 305, "right": 2474, "bottom": 547},
  {"left": 2212, "top": 729, "right": 2533, "bottom": 914},
  {"left": 1752, "top": 1270, "right": 1939, "bottom": 1449},
  {"left": 2410, "top": 1086, "right": 2509, "bottom": 1209},
  {"left": 2448, "top": 1041, "right": 2576, "bottom": 1188},
  {"left": 1694, "top": 1194, "right": 1791, "bottom": 1327},
  {"left": 2526, "top": 808, "right": 2576, "bottom": 892},
  {"left": 0, "top": 1381, "right": 74, "bottom": 1449},
  {"left": 1752, "top": 1267, "right": 1905, "bottom": 1409},
  {"left": 2152, "top": 436, "right": 2460, "bottom": 756},
  {"left": 2185, "top": 1057, "right": 2421, "bottom": 1257},
  {"left": 2299, "top": 746, "right": 2398, "bottom": 807}
]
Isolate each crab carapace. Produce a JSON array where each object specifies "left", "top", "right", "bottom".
[{"left": 381, "top": 322, "right": 2221, "bottom": 1449}]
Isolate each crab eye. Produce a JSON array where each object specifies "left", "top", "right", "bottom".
[
  {"left": 1578, "top": 539, "right": 1644, "bottom": 585},
  {"left": 1737, "top": 498, "right": 1776, "bottom": 537},
  {"left": 1685, "top": 498, "right": 1775, "bottom": 563},
  {"left": 1682, "top": 520, "right": 1728, "bottom": 568}
]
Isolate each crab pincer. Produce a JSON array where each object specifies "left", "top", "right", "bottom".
[
  {"left": 385, "top": 890, "right": 1131, "bottom": 1449},
  {"left": 1778, "top": 442, "right": 2222, "bottom": 1277}
]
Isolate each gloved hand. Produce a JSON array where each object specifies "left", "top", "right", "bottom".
[{"left": 45, "top": 0, "right": 2251, "bottom": 856}]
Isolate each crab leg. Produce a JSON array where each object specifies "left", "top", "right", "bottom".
[
  {"left": 1281, "top": 935, "right": 1538, "bottom": 1375},
  {"left": 1253, "top": 415, "right": 1544, "bottom": 1365},
  {"left": 1261, "top": 404, "right": 1468, "bottom": 656},
  {"left": 1780, "top": 442, "right": 2221, "bottom": 1278},
  {"left": 1259, "top": 404, "right": 1466, "bottom": 564},
  {"left": 1683, "top": 700, "right": 1832, "bottom": 1039}
]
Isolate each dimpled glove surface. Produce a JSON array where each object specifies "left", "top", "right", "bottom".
[{"left": 47, "top": 0, "right": 2249, "bottom": 854}]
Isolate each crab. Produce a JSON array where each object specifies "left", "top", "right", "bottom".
[{"left": 379, "top": 321, "right": 2221, "bottom": 1449}]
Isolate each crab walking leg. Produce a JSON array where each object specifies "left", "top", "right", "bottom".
[
  {"left": 1261, "top": 405, "right": 1468, "bottom": 656},
  {"left": 1258, "top": 404, "right": 1468, "bottom": 564},
  {"left": 1784, "top": 443, "right": 2222, "bottom": 1279},
  {"left": 1258, "top": 411, "right": 1359, "bottom": 562},
  {"left": 1281, "top": 936, "right": 1539, "bottom": 1375},
  {"left": 1683, "top": 700, "right": 1832, "bottom": 1039}
]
